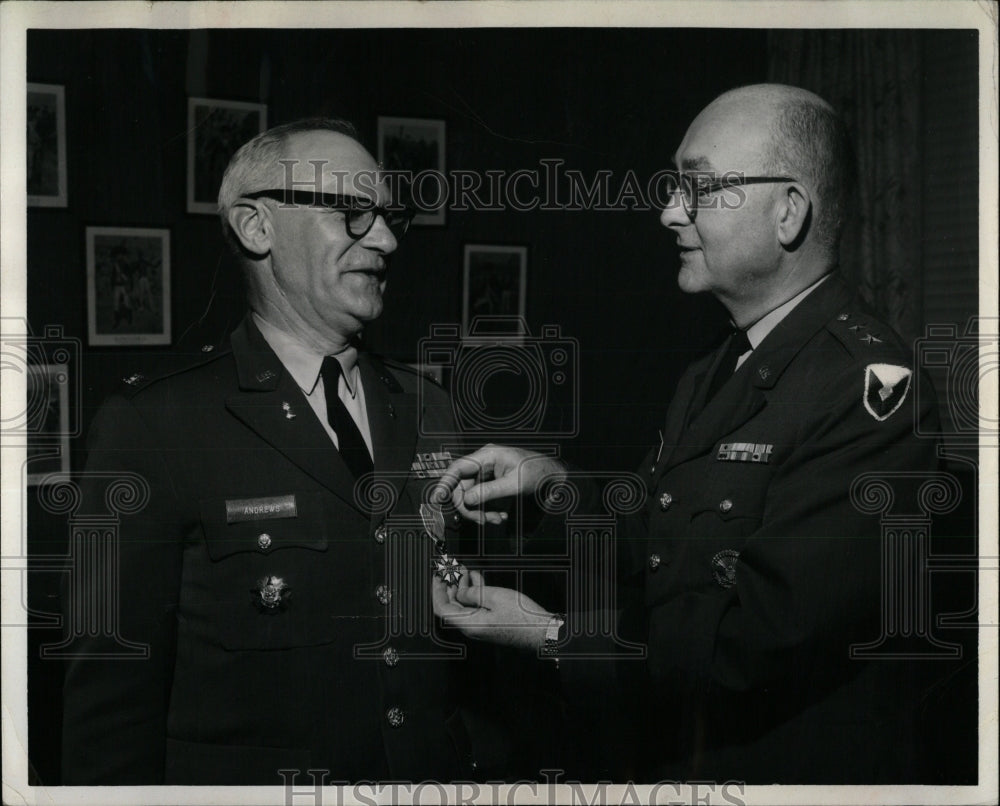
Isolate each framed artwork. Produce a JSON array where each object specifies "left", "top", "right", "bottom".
[
  {"left": 86, "top": 226, "right": 171, "bottom": 346},
  {"left": 462, "top": 244, "right": 528, "bottom": 336},
  {"left": 25, "top": 364, "right": 71, "bottom": 486},
  {"left": 27, "top": 82, "right": 67, "bottom": 207},
  {"left": 377, "top": 116, "right": 446, "bottom": 226},
  {"left": 187, "top": 97, "right": 267, "bottom": 214}
]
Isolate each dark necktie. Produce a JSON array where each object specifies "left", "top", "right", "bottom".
[
  {"left": 705, "top": 329, "right": 752, "bottom": 403},
  {"left": 320, "top": 356, "right": 374, "bottom": 479}
]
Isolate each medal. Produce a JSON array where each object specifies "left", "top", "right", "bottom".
[{"left": 420, "top": 502, "right": 462, "bottom": 587}]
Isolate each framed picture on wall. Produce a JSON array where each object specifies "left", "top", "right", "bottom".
[
  {"left": 86, "top": 226, "right": 171, "bottom": 346},
  {"left": 462, "top": 244, "right": 528, "bottom": 336},
  {"left": 25, "top": 364, "right": 71, "bottom": 486},
  {"left": 27, "top": 82, "right": 67, "bottom": 207},
  {"left": 377, "top": 116, "right": 446, "bottom": 226},
  {"left": 187, "top": 97, "right": 267, "bottom": 214}
]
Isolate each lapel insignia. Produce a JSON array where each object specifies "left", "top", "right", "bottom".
[
  {"left": 717, "top": 442, "right": 773, "bottom": 463},
  {"left": 281, "top": 401, "right": 296, "bottom": 419},
  {"left": 410, "top": 451, "right": 454, "bottom": 478},
  {"left": 757, "top": 365, "right": 770, "bottom": 380},
  {"left": 863, "top": 363, "right": 912, "bottom": 421},
  {"left": 251, "top": 575, "right": 290, "bottom": 612},
  {"left": 256, "top": 369, "right": 277, "bottom": 383}
]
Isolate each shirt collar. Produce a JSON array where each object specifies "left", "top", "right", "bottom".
[
  {"left": 743, "top": 273, "right": 831, "bottom": 350},
  {"left": 252, "top": 313, "right": 360, "bottom": 398}
]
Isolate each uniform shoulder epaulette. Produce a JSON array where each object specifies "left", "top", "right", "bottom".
[
  {"left": 824, "top": 310, "right": 910, "bottom": 364},
  {"left": 118, "top": 343, "right": 231, "bottom": 398},
  {"left": 380, "top": 357, "right": 446, "bottom": 390}
]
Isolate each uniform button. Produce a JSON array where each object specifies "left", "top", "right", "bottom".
[
  {"left": 374, "top": 524, "right": 387, "bottom": 544},
  {"left": 659, "top": 492, "right": 673, "bottom": 511},
  {"left": 386, "top": 706, "right": 405, "bottom": 728},
  {"left": 383, "top": 646, "right": 399, "bottom": 667},
  {"left": 649, "top": 553, "right": 661, "bottom": 571},
  {"left": 719, "top": 498, "right": 733, "bottom": 514},
  {"left": 837, "top": 313, "right": 849, "bottom": 321},
  {"left": 257, "top": 533, "right": 272, "bottom": 550},
  {"left": 376, "top": 585, "right": 392, "bottom": 606}
]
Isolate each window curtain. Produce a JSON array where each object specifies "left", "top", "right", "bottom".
[{"left": 767, "top": 31, "right": 923, "bottom": 341}]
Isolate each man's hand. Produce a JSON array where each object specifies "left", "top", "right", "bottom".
[
  {"left": 430, "top": 444, "right": 568, "bottom": 524},
  {"left": 432, "top": 569, "right": 552, "bottom": 652}
]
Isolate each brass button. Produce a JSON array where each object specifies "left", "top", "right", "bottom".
[
  {"left": 659, "top": 492, "right": 673, "bottom": 511},
  {"left": 257, "top": 533, "right": 272, "bottom": 550},
  {"left": 649, "top": 553, "right": 661, "bottom": 570},
  {"left": 374, "top": 524, "right": 388, "bottom": 544},
  {"left": 386, "top": 707, "right": 405, "bottom": 728},
  {"left": 719, "top": 498, "right": 733, "bottom": 514},
  {"left": 837, "top": 313, "right": 849, "bottom": 321},
  {"left": 383, "top": 647, "right": 399, "bottom": 667},
  {"left": 376, "top": 585, "right": 392, "bottom": 606}
]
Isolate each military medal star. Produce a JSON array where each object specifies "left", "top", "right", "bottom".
[{"left": 433, "top": 553, "right": 463, "bottom": 587}]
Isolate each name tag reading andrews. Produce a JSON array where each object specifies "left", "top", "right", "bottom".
[{"left": 226, "top": 494, "right": 298, "bottom": 524}]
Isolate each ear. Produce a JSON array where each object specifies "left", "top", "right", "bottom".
[
  {"left": 775, "top": 182, "right": 812, "bottom": 247},
  {"left": 227, "top": 200, "right": 273, "bottom": 257}
]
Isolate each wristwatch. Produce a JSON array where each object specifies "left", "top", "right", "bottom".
[{"left": 541, "top": 613, "right": 566, "bottom": 665}]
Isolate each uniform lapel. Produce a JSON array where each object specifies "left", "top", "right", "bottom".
[
  {"left": 659, "top": 274, "right": 855, "bottom": 473},
  {"left": 357, "top": 353, "right": 418, "bottom": 514},
  {"left": 224, "top": 316, "right": 365, "bottom": 513}
]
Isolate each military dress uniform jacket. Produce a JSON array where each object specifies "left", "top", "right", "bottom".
[
  {"left": 61, "top": 316, "right": 483, "bottom": 785},
  {"left": 560, "top": 275, "right": 940, "bottom": 783}
]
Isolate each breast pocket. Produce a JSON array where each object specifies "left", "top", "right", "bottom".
[
  {"left": 688, "top": 467, "right": 769, "bottom": 541},
  {"left": 197, "top": 491, "right": 353, "bottom": 651}
]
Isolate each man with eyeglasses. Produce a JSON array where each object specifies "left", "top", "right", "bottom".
[
  {"left": 61, "top": 118, "right": 504, "bottom": 784},
  {"left": 432, "top": 85, "right": 940, "bottom": 782}
]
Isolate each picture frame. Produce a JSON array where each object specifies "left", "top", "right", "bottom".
[
  {"left": 27, "top": 82, "right": 67, "bottom": 207},
  {"left": 25, "top": 363, "right": 71, "bottom": 486},
  {"left": 86, "top": 226, "right": 171, "bottom": 346},
  {"left": 377, "top": 116, "right": 446, "bottom": 226},
  {"left": 462, "top": 244, "right": 528, "bottom": 337},
  {"left": 186, "top": 97, "right": 267, "bottom": 214}
]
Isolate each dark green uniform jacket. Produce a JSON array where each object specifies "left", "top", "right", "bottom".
[
  {"left": 561, "top": 274, "right": 941, "bottom": 783},
  {"left": 61, "top": 316, "right": 484, "bottom": 784}
]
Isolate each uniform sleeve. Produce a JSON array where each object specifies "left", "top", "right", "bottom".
[
  {"left": 61, "top": 395, "right": 185, "bottom": 783},
  {"left": 644, "top": 363, "right": 939, "bottom": 693}
]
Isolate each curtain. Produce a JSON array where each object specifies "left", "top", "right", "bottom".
[{"left": 767, "top": 31, "right": 923, "bottom": 341}]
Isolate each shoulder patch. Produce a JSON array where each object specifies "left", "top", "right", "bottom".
[{"left": 863, "top": 363, "right": 912, "bottom": 421}]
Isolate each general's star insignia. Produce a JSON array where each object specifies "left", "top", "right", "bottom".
[
  {"left": 863, "top": 363, "right": 912, "bottom": 421},
  {"left": 860, "top": 333, "right": 883, "bottom": 345}
]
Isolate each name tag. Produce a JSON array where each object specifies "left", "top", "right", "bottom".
[
  {"left": 410, "top": 451, "right": 454, "bottom": 478},
  {"left": 717, "top": 442, "right": 773, "bottom": 464},
  {"left": 226, "top": 494, "right": 298, "bottom": 523}
]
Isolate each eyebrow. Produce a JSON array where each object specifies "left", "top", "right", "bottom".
[{"left": 679, "top": 155, "right": 715, "bottom": 172}]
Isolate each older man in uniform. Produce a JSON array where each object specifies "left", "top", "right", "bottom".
[
  {"left": 432, "top": 85, "right": 940, "bottom": 782},
  {"left": 61, "top": 118, "right": 490, "bottom": 784}
]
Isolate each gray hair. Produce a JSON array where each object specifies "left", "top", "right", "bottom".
[{"left": 217, "top": 117, "right": 360, "bottom": 255}]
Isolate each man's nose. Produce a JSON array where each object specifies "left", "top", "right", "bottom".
[
  {"left": 362, "top": 214, "right": 398, "bottom": 254},
  {"left": 659, "top": 193, "right": 690, "bottom": 228}
]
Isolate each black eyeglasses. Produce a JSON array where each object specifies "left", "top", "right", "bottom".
[
  {"left": 243, "top": 189, "right": 416, "bottom": 240},
  {"left": 669, "top": 174, "right": 797, "bottom": 221}
]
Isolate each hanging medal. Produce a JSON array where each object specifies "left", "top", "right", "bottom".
[{"left": 420, "top": 502, "right": 463, "bottom": 586}]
